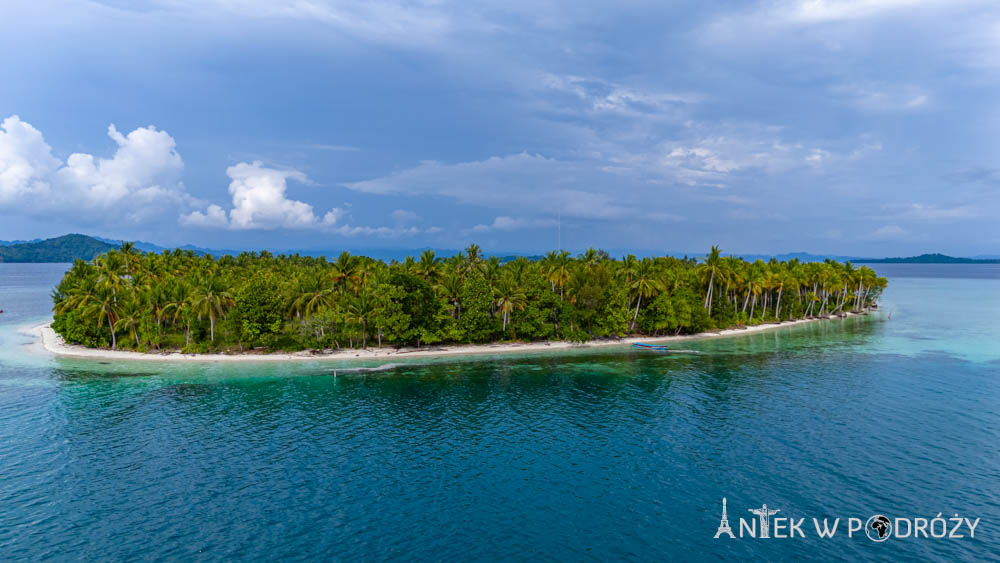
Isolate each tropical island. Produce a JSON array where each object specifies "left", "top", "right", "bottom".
[{"left": 43, "top": 243, "right": 888, "bottom": 357}]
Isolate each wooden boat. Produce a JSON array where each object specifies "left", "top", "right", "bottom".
[{"left": 632, "top": 342, "right": 701, "bottom": 355}]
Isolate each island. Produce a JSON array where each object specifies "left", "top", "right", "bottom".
[{"left": 47, "top": 244, "right": 887, "bottom": 357}]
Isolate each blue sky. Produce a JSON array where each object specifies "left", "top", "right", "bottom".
[{"left": 0, "top": 0, "right": 997, "bottom": 256}]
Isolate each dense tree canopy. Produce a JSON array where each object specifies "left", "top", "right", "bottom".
[{"left": 51, "top": 243, "right": 887, "bottom": 353}]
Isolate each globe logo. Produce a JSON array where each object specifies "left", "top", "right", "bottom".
[{"left": 866, "top": 514, "right": 892, "bottom": 542}]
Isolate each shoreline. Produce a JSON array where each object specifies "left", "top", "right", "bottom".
[{"left": 31, "top": 312, "right": 868, "bottom": 363}]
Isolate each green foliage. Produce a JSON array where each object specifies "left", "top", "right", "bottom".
[
  {"left": 49, "top": 242, "right": 888, "bottom": 353},
  {"left": 232, "top": 273, "right": 285, "bottom": 347}
]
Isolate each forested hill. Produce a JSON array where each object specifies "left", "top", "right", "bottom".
[
  {"left": 861, "top": 253, "right": 1000, "bottom": 264},
  {"left": 0, "top": 235, "right": 116, "bottom": 263}
]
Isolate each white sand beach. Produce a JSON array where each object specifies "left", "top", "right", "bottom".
[{"left": 29, "top": 312, "right": 867, "bottom": 363}]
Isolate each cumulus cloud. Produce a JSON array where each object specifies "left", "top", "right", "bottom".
[
  {"left": 56, "top": 123, "right": 185, "bottom": 207},
  {"left": 183, "top": 161, "right": 435, "bottom": 237},
  {"left": 183, "top": 161, "right": 332, "bottom": 230},
  {"left": 0, "top": 116, "right": 60, "bottom": 202},
  {"left": 0, "top": 115, "right": 193, "bottom": 224},
  {"left": 226, "top": 162, "right": 318, "bottom": 229}
]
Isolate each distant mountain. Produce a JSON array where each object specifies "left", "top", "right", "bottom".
[
  {"left": 1, "top": 234, "right": 996, "bottom": 265},
  {"left": 0, "top": 234, "right": 116, "bottom": 263},
  {"left": 860, "top": 253, "right": 1000, "bottom": 264},
  {"left": 0, "top": 238, "right": 43, "bottom": 246}
]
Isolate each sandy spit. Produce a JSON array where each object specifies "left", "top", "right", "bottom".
[{"left": 28, "top": 312, "right": 867, "bottom": 364}]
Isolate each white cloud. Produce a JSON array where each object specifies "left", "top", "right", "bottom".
[
  {"left": 470, "top": 216, "right": 557, "bottom": 233},
  {"left": 0, "top": 115, "right": 60, "bottom": 202},
  {"left": 391, "top": 209, "right": 421, "bottom": 225},
  {"left": 136, "top": 0, "right": 455, "bottom": 47},
  {"left": 344, "top": 152, "right": 635, "bottom": 220},
  {"left": 226, "top": 162, "right": 318, "bottom": 229},
  {"left": 0, "top": 115, "right": 194, "bottom": 225},
  {"left": 541, "top": 74, "right": 700, "bottom": 117},
  {"left": 865, "top": 224, "right": 906, "bottom": 240},
  {"left": 834, "top": 83, "right": 929, "bottom": 111},
  {"left": 181, "top": 203, "right": 229, "bottom": 228},
  {"left": 783, "top": 0, "right": 948, "bottom": 24},
  {"left": 182, "top": 161, "right": 326, "bottom": 230},
  {"left": 56, "top": 123, "right": 185, "bottom": 207},
  {"left": 883, "top": 203, "right": 979, "bottom": 220},
  {"left": 619, "top": 129, "right": 832, "bottom": 186},
  {"left": 183, "top": 161, "right": 434, "bottom": 237}
]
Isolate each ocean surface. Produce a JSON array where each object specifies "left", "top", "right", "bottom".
[{"left": 0, "top": 263, "right": 997, "bottom": 561}]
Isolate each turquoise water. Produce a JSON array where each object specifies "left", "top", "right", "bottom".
[{"left": 0, "top": 263, "right": 997, "bottom": 560}]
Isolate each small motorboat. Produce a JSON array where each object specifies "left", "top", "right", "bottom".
[
  {"left": 632, "top": 342, "right": 701, "bottom": 355},
  {"left": 632, "top": 342, "right": 668, "bottom": 351}
]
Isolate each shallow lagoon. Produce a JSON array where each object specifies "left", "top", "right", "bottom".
[{"left": 0, "top": 263, "right": 997, "bottom": 560}]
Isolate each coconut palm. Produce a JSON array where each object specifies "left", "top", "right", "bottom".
[
  {"left": 546, "top": 251, "right": 571, "bottom": 299},
  {"left": 629, "top": 258, "right": 663, "bottom": 331},
  {"left": 697, "top": 245, "right": 722, "bottom": 315},
  {"left": 494, "top": 278, "right": 527, "bottom": 334},
  {"left": 190, "top": 275, "right": 234, "bottom": 342}
]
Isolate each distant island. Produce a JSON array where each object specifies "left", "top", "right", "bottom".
[
  {"left": 1, "top": 234, "right": 996, "bottom": 265},
  {"left": 858, "top": 253, "right": 1000, "bottom": 264},
  {"left": 0, "top": 234, "right": 117, "bottom": 263},
  {"left": 48, "top": 243, "right": 887, "bottom": 354}
]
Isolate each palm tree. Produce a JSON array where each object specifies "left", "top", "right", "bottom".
[
  {"left": 94, "top": 252, "right": 126, "bottom": 302},
  {"left": 113, "top": 297, "right": 144, "bottom": 348},
  {"left": 163, "top": 283, "right": 195, "bottom": 347},
  {"left": 190, "top": 275, "right": 234, "bottom": 342},
  {"left": 698, "top": 245, "right": 722, "bottom": 315},
  {"left": 347, "top": 289, "right": 375, "bottom": 348},
  {"left": 416, "top": 250, "right": 440, "bottom": 282},
  {"left": 546, "top": 251, "right": 571, "bottom": 299},
  {"left": 436, "top": 270, "right": 464, "bottom": 320},
  {"left": 494, "top": 278, "right": 527, "bottom": 334},
  {"left": 119, "top": 241, "right": 139, "bottom": 277},
  {"left": 580, "top": 248, "right": 602, "bottom": 271},
  {"left": 464, "top": 244, "right": 483, "bottom": 272},
  {"left": 82, "top": 288, "right": 119, "bottom": 349},
  {"left": 54, "top": 278, "right": 112, "bottom": 348},
  {"left": 629, "top": 258, "right": 663, "bottom": 331}
]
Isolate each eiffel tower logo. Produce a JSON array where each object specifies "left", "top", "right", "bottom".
[{"left": 714, "top": 497, "right": 735, "bottom": 538}]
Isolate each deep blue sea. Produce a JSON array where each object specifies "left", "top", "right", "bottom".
[{"left": 0, "top": 263, "right": 997, "bottom": 561}]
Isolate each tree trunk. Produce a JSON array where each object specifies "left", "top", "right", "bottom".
[
  {"left": 631, "top": 294, "right": 642, "bottom": 331},
  {"left": 108, "top": 313, "right": 117, "bottom": 350},
  {"left": 704, "top": 270, "right": 714, "bottom": 313}
]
